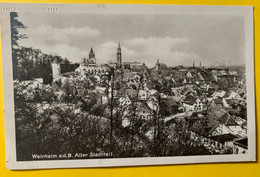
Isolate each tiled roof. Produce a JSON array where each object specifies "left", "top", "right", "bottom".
[
  {"left": 213, "top": 98, "right": 222, "bottom": 104},
  {"left": 209, "top": 107, "right": 238, "bottom": 126},
  {"left": 234, "top": 137, "right": 248, "bottom": 149},
  {"left": 209, "top": 133, "right": 239, "bottom": 143},
  {"left": 183, "top": 95, "right": 197, "bottom": 105}
]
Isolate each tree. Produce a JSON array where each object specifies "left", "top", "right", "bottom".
[
  {"left": 10, "top": 12, "right": 27, "bottom": 79},
  {"left": 159, "top": 118, "right": 211, "bottom": 156}
]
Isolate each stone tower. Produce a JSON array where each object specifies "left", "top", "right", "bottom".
[
  {"left": 117, "top": 43, "right": 122, "bottom": 69},
  {"left": 51, "top": 58, "right": 61, "bottom": 81}
]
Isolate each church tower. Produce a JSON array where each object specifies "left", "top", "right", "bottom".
[
  {"left": 117, "top": 43, "right": 122, "bottom": 69},
  {"left": 87, "top": 47, "right": 96, "bottom": 66},
  {"left": 156, "top": 58, "right": 160, "bottom": 70},
  {"left": 89, "top": 47, "right": 95, "bottom": 59}
]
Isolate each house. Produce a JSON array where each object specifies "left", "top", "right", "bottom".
[
  {"left": 186, "top": 71, "right": 194, "bottom": 78},
  {"left": 171, "top": 88, "right": 182, "bottom": 101},
  {"left": 233, "top": 116, "right": 246, "bottom": 126},
  {"left": 207, "top": 107, "right": 246, "bottom": 137},
  {"left": 146, "top": 96, "right": 159, "bottom": 111},
  {"left": 211, "top": 90, "right": 226, "bottom": 98},
  {"left": 211, "top": 70, "right": 218, "bottom": 82},
  {"left": 227, "top": 124, "right": 247, "bottom": 137},
  {"left": 119, "top": 96, "right": 132, "bottom": 106},
  {"left": 229, "top": 70, "right": 238, "bottom": 76},
  {"left": 208, "top": 107, "right": 237, "bottom": 126},
  {"left": 182, "top": 95, "right": 205, "bottom": 112},
  {"left": 194, "top": 98, "right": 204, "bottom": 112},
  {"left": 211, "top": 98, "right": 223, "bottom": 107},
  {"left": 182, "top": 95, "right": 197, "bottom": 111},
  {"left": 226, "top": 91, "right": 242, "bottom": 100},
  {"left": 124, "top": 72, "right": 141, "bottom": 83},
  {"left": 209, "top": 123, "right": 231, "bottom": 137},
  {"left": 197, "top": 71, "right": 207, "bottom": 81},
  {"left": 125, "top": 89, "right": 139, "bottom": 98},
  {"left": 241, "top": 122, "right": 247, "bottom": 134},
  {"left": 160, "top": 93, "right": 168, "bottom": 99},
  {"left": 233, "top": 137, "right": 248, "bottom": 154},
  {"left": 209, "top": 133, "right": 239, "bottom": 149},
  {"left": 222, "top": 98, "right": 231, "bottom": 108},
  {"left": 138, "top": 90, "right": 150, "bottom": 100},
  {"left": 135, "top": 102, "right": 153, "bottom": 120},
  {"left": 148, "top": 89, "right": 158, "bottom": 96}
]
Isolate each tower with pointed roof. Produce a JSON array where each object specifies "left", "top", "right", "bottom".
[
  {"left": 156, "top": 58, "right": 160, "bottom": 71},
  {"left": 87, "top": 47, "right": 96, "bottom": 66},
  {"left": 89, "top": 47, "right": 95, "bottom": 59},
  {"left": 117, "top": 43, "right": 122, "bottom": 69}
]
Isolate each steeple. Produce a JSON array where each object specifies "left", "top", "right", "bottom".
[
  {"left": 156, "top": 58, "right": 160, "bottom": 71},
  {"left": 117, "top": 42, "right": 122, "bottom": 69},
  {"left": 89, "top": 47, "right": 95, "bottom": 59},
  {"left": 193, "top": 61, "right": 195, "bottom": 67}
]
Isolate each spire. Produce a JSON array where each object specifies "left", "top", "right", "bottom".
[
  {"left": 89, "top": 47, "right": 95, "bottom": 59},
  {"left": 117, "top": 42, "right": 122, "bottom": 69},
  {"left": 193, "top": 61, "right": 195, "bottom": 67},
  {"left": 156, "top": 58, "right": 160, "bottom": 71},
  {"left": 117, "top": 42, "right": 121, "bottom": 53},
  {"left": 90, "top": 47, "right": 94, "bottom": 54}
]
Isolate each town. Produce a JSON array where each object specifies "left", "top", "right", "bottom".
[{"left": 13, "top": 43, "right": 247, "bottom": 160}]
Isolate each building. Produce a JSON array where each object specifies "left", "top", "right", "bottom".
[
  {"left": 117, "top": 43, "right": 122, "bottom": 69},
  {"left": 51, "top": 58, "right": 61, "bottom": 81},
  {"left": 123, "top": 61, "right": 145, "bottom": 71},
  {"left": 85, "top": 47, "right": 96, "bottom": 66},
  {"left": 75, "top": 47, "right": 108, "bottom": 76},
  {"left": 156, "top": 58, "right": 160, "bottom": 71},
  {"left": 233, "top": 137, "right": 248, "bottom": 154},
  {"left": 150, "top": 58, "right": 168, "bottom": 75}
]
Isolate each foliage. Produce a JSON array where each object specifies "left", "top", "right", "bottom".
[
  {"left": 10, "top": 12, "right": 27, "bottom": 79},
  {"left": 10, "top": 12, "right": 27, "bottom": 47}
]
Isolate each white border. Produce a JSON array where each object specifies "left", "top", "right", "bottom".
[{"left": 0, "top": 3, "right": 256, "bottom": 170}]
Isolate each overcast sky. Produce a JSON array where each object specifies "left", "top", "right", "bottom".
[{"left": 16, "top": 13, "right": 245, "bottom": 67}]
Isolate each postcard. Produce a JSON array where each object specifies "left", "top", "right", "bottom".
[{"left": 0, "top": 3, "right": 255, "bottom": 169}]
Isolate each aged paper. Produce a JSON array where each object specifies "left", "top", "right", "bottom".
[{"left": 0, "top": 3, "right": 255, "bottom": 169}]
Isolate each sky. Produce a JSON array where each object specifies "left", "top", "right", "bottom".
[{"left": 16, "top": 12, "right": 245, "bottom": 67}]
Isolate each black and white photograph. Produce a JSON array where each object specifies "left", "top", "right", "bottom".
[{"left": 0, "top": 4, "right": 255, "bottom": 169}]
